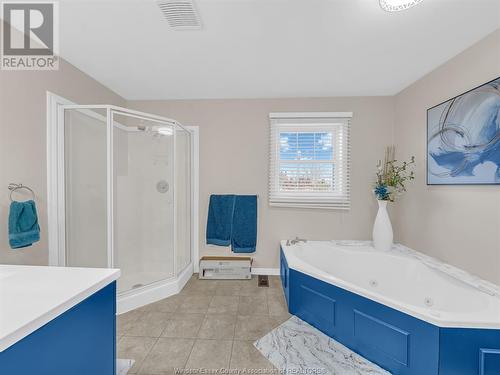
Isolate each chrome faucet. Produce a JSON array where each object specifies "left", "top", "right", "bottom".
[{"left": 287, "top": 237, "right": 307, "bottom": 246}]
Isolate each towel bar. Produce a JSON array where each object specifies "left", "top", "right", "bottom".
[{"left": 8, "top": 183, "right": 35, "bottom": 202}]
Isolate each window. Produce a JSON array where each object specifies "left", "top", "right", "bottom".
[{"left": 269, "top": 112, "right": 351, "bottom": 209}]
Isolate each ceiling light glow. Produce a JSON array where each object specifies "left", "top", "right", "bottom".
[{"left": 379, "top": 0, "right": 424, "bottom": 12}]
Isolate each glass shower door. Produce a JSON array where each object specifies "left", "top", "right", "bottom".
[
  {"left": 62, "top": 105, "right": 192, "bottom": 298},
  {"left": 64, "top": 107, "right": 108, "bottom": 268},
  {"left": 112, "top": 111, "right": 175, "bottom": 294}
]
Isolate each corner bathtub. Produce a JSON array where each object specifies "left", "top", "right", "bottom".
[{"left": 280, "top": 240, "right": 500, "bottom": 375}]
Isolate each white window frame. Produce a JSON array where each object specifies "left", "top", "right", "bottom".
[{"left": 268, "top": 112, "right": 352, "bottom": 210}]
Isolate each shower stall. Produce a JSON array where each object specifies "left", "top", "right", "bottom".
[{"left": 47, "top": 99, "right": 196, "bottom": 313}]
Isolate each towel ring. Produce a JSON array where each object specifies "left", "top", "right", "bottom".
[{"left": 8, "top": 183, "right": 35, "bottom": 202}]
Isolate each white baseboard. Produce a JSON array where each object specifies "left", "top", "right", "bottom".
[
  {"left": 252, "top": 267, "right": 280, "bottom": 276},
  {"left": 177, "top": 263, "right": 193, "bottom": 291}
]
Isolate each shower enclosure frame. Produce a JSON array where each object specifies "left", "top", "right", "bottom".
[{"left": 46, "top": 92, "right": 199, "bottom": 313}]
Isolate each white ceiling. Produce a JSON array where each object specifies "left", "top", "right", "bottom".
[{"left": 59, "top": 0, "right": 500, "bottom": 100}]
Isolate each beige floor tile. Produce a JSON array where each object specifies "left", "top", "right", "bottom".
[
  {"left": 230, "top": 340, "right": 275, "bottom": 370},
  {"left": 138, "top": 295, "right": 184, "bottom": 313},
  {"left": 198, "top": 314, "right": 236, "bottom": 339},
  {"left": 268, "top": 276, "right": 282, "bottom": 289},
  {"left": 139, "top": 338, "right": 194, "bottom": 374},
  {"left": 161, "top": 313, "right": 205, "bottom": 338},
  {"left": 268, "top": 294, "right": 288, "bottom": 316},
  {"left": 184, "top": 339, "right": 233, "bottom": 369},
  {"left": 181, "top": 281, "right": 218, "bottom": 296},
  {"left": 177, "top": 295, "right": 213, "bottom": 314},
  {"left": 269, "top": 313, "right": 292, "bottom": 329},
  {"left": 117, "top": 310, "right": 143, "bottom": 335},
  {"left": 117, "top": 336, "right": 157, "bottom": 374},
  {"left": 215, "top": 284, "right": 241, "bottom": 296},
  {"left": 218, "top": 280, "right": 245, "bottom": 288},
  {"left": 184, "top": 276, "right": 219, "bottom": 287},
  {"left": 207, "top": 295, "right": 239, "bottom": 314},
  {"left": 234, "top": 315, "right": 273, "bottom": 340},
  {"left": 238, "top": 295, "right": 268, "bottom": 316},
  {"left": 239, "top": 277, "right": 267, "bottom": 296},
  {"left": 124, "top": 312, "right": 173, "bottom": 337},
  {"left": 267, "top": 287, "right": 285, "bottom": 298},
  {"left": 239, "top": 284, "right": 268, "bottom": 297}
]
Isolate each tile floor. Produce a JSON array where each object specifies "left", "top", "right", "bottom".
[{"left": 117, "top": 275, "right": 290, "bottom": 374}]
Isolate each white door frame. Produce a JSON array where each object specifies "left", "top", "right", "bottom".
[
  {"left": 46, "top": 92, "right": 199, "bottom": 274},
  {"left": 46, "top": 92, "right": 74, "bottom": 266},
  {"left": 186, "top": 126, "right": 200, "bottom": 272}
]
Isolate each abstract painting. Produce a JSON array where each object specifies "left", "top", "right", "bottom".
[{"left": 427, "top": 77, "right": 500, "bottom": 185}]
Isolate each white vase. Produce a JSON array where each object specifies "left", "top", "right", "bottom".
[{"left": 372, "top": 200, "right": 393, "bottom": 251}]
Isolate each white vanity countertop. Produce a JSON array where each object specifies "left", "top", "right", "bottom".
[{"left": 0, "top": 264, "right": 120, "bottom": 352}]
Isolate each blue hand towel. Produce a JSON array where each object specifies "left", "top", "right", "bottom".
[
  {"left": 206, "top": 194, "right": 236, "bottom": 246},
  {"left": 231, "top": 195, "right": 257, "bottom": 253},
  {"left": 8, "top": 200, "right": 40, "bottom": 249}
]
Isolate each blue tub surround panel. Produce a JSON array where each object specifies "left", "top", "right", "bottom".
[
  {"left": 206, "top": 194, "right": 258, "bottom": 253},
  {"left": 439, "top": 328, "right": 500, "bottom": 375},
  {"left": 479, "top": 349, "right": 500, "bottom": 375},
  {"left": 289, "top": 266, "right": 439, "bottom": 375},
  {"left": 280, "top": 247, "right": 500, "bottom": 375},
  {"left": 0, "top": 265, "right": 120, "bottom": 375},
  {"left": 280, "top": 248, "right": 290, "bottom": 305}
]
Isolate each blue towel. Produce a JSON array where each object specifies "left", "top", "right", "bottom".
[
  {"left": 206, "top": 195, "right": 236, "bottom": 246},
  {"left": 231, "top": 195, "right": 257, "bottom": 253},
  {"left": 8, "top": 200, "right": 40, "bottom": 249}
]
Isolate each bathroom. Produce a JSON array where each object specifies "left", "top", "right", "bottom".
[{"left": 0, "top": 0, "right": 499, "bottom": 374}]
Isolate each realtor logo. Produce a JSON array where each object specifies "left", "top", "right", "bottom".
[{"left": 1, "top": 1, "right": 59, "bottom": 70}]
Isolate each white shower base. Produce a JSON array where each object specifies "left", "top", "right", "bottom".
[
  {"left": 118, "top": 271, "right": 175, "bottom": 294},
  {"left": 117, "top": 262, "right": 193, "bottom": 314}
]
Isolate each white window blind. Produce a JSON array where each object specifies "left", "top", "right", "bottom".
[{"left": 269, "top": 112, "right": 352, "bottom": 210}]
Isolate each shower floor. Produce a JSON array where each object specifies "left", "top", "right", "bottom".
[{"left": 118, "top": 270, "right": 175, "bottom": 294}]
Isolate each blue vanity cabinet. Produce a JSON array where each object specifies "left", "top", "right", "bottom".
[{"left": 0, "top": 282, "right": 117, "bottom": 375}]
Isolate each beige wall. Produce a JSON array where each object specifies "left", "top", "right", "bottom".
[
  {"left": 129, "top": 98, "right": 395, "bottom": 269},
  {"left": 0, "top": 56, "right": 125, "bottom": 265},
  {"left": 393, "top": 29, "right": 500, "bottom": 284}
]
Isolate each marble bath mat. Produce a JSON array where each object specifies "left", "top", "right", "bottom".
[
  {"left": 254, "top": 316, "right": 391, "bottom": 375},
  {"left": 117, "top": 359, "right": 135, "bottom": 375}
]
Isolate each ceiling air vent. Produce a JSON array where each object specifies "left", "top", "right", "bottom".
[{"left": 157, "top": 0, "right": 202, "bottom": 30}]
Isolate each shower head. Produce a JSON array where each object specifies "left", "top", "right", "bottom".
[
  {"left": 134, "top": 125, "right": 173, "bottom": 136},
  {"left": 157, "top": 127, "right": 173, "bottom": 136}
]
